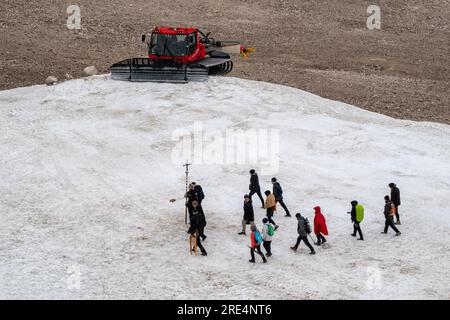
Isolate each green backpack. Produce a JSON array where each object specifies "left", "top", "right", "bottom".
[
  {"left": 355, "top": 204, "right": 364, "bottom": 222},
  {"left": 267, "top": 224, "right": 275, "bottom": 236}
]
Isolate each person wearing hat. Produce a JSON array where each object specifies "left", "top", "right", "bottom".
[
  {"left": 264, "top": 190, "right": 278, "bottom": 229},
  {"left": 291, "top": 213, "right": 315, "bottom": 254},
  {"left": 313, "top": 206, "right": 328, "bottom": 246},
  {"left": 261, "top": 217, "right": 275, "bottom": 257},
  {"left": 271, "top": 177, "right": 291, "bottom": 217},
  {"left": 349, "top": 200, "right": 364, "bottom": 240},
  {"left": 249, "top": 225, "right": 267, "bottom": 263},
  {"left": 249, "top": 169, "right": 265, "bottom": 208},
  {"left": 381, "top": 195, "right": 401, "bottom": 236},
  {"left": 238, "top": 194, "right": 255, "bottom": 235},
  {"left": 388, "top": 183, "right": 401, "bottom": 225}
]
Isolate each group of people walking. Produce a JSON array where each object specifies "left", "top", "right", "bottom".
[{"left": 184, "top": 169, "right": 403, "bottom": 263}]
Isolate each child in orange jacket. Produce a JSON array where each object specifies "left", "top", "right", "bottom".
[{"left": 264, "top": 190, "right": 278, "bottom": 229}]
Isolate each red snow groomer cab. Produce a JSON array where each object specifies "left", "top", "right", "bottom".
[{"left": 111, "top": 26, "right": 254, "bottom": 83}]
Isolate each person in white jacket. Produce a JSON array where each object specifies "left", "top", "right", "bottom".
[{"left": 261, "top": 218, "right": 275, "bottom": 257}]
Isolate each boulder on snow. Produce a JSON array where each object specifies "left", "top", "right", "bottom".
[
  {"left": 83, "top": 66, "right": 98, "bottom": 76},
  {"left": 45, "top": 76, "right": 58, "bottom": 85}
]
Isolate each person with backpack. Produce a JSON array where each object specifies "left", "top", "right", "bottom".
[
  {"left": 261, "top": 218, "right": 275, "bottom": 257},
  {"left": 290, "top": 213, "right": 316, "bottom": 254},
  {"left": 313, "top": 206, "right": 328, "bottom": 246},
  {"left": 239, "top": 194, "right": 255, "bottom": 235},
  {"left": 349, "top": 200, "right": 364, "bottom": 241},
  {"left": 389, "top": 183, "right": 401, "bottom": 225},
  {"left": 381, "top": 195, "right": 401, "bottom": 236},
  {"left": 189, "top": 201, "right": 207, "bottom": 256},
  {"left": 249, "top": 169, "right": 265, "bottom": 208},
  {"left": 249, "top": 225, "right": 267, "bottom": 263},
  {"left": 192, "top": 182, "right": 205, "bottom": 205},
  {"left": 264, "top": 190, "right": 278, "bottom": 229},
  {"left": 271, "top": 177, "right": 291, "bottom": 217}
]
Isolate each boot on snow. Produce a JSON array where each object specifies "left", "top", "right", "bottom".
[
  {"left": 238, "top": 232, "right": 246, "bottom": 235},
  {"left": 395, "top": 232, "right": 401, "bottom": 236}
]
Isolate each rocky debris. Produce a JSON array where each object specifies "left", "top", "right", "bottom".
[
  {"left": 45, "top": 76, "right": 58, "bottom": 85},
  {"left": 83, "top": 66, "right": 98, "bottom": 76}
]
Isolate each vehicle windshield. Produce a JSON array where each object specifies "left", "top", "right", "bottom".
[{"left": 149, "top": 33, "right": 196, "bottom": 56}]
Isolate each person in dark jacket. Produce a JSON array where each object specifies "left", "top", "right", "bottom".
[
  {"left": 349, "top": 200, "right": 364, "bottom": 240},
  {"left": 189, "top": 201, "right": 207, "bottom": 256},
  {"left": 185, "top": 184, "right": 197, "bottom": 220},
  {"left": 389, "top": 183, "right": 401, "bottom": 225},
  {"left": 192, "top": 201, "right": 207, "bottom": 241},
  {"left": 381, "top": 195, "right": 401, "bottom": 236},
  {"left": 249, "top": 169, "right": 265, "bottom": 208},
  {"left": 239, "top": 194, "right": 255, "bottom": 235},
  {"left": 290, "top": 213, "right": 315, "bottom": 254},
  {"left": 271, "top": 177, "right": 291, "bottom": 217},
  {"left": 192, "top": 182, "right": 205, "bottom": 205}
]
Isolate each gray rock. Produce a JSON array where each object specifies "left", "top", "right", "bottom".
[
  {"left": 83, "top": 66, "right": 98, "bottom": 76},
  {"left": 45, "top": 76, "right": 58, "bottom": 85}
]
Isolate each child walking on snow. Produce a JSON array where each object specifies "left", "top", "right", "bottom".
[
  {"left": 313, "top": 206, "right": 328, "bottom": 246},
  {"left": 262, "top": 218, "right": 275, "bottom": 257},
  {"left": 264, "top": 190, "right": 278, "bottom": 229},
  {"left": 381, "top": 195, "right": 401, "bottom": 236},
  {"left": 249, "top": 225, "right": 267, "bottom": 263}
]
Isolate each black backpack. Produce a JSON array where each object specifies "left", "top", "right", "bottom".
[
  {"left": 195, "top": 185, "right": 205, "bottom": 200},
  {"left": 304, "top": 218, "right": 311, "bottom": 234}
]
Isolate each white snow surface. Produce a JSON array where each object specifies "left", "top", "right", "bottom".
[{"left": 0, "top": 75, "right": 449, "bottom": 299}]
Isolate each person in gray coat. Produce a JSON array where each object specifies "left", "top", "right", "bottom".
[{"left": 290, "top": 213, "right": 315, "bottom": 254}]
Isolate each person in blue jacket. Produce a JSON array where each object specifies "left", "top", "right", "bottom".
[{"left": 249, "top": 225, "right": 267, "bottom": 263}]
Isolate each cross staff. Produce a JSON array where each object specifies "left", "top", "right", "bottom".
[{"left": 183, "top": 160, "right": 192, "bottom": 224}]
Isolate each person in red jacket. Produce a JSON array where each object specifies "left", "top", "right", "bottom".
[
  {"left": 313, "top": 206, "right": 328, "bottom": 246},
  {"left": 249, "top": 225, "right": 267, "bottom": 263}
]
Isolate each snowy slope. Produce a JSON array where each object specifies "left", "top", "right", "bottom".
[{"left": 0, "top": 76, "right": 449, "bottom": 299}]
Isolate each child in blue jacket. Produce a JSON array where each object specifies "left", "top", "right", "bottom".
[{"left": 249, "top": 225, "right": 267, "bottom": 263}]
